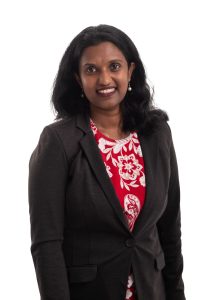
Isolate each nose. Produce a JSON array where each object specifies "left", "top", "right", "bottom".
[{"left": 98, "top": 69, "right": 112, "bottom": 86}]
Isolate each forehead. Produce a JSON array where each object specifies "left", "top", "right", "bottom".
[{"left": 79, "top": 42, "right": 126, "bottom": 65}]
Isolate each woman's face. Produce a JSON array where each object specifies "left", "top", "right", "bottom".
[{"left": 77, "top": 41, "right": 135, "bottom": 115}]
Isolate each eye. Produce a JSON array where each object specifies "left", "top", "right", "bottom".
[
  {"left": 86, "top": 65, "right": 97, "bottom": 74},
  {"left": 110, "top": 63, "right": 121, "bottom": 71}
]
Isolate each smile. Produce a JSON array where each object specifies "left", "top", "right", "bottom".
[{"left": 97, "top": 87, "right": 116, "bottom": 95}]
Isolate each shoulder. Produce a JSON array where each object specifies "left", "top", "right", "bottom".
[
  {"left": 155, "top": 120, "right": 172, "bottom": 139},
  {"left": 35, "top": 115, "right": 85, "bottom": 163},
  {"left": 150, "top": 120, "right": 173, "bottom": 155},
  {"left": 145, "top": 119, "right": 172, "bottom": 143},
  {"left": 44, "top": 117, "right": 77, "bottom": 138},
  {"left": 44, "top": 116, "right": 84, "bottom": 143}
]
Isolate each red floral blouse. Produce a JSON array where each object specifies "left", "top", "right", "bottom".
[{"left": 90, "top": 119, "right": 146, "bottom": 300}]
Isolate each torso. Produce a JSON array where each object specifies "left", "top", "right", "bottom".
[{"left": 90, "top": 119, "right": 146, "bottom": 299}]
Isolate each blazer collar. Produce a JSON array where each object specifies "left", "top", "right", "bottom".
[
  {"left": 132, "top": 132, "right": 159, "bottom": 235},
  {"left": 76, "top": 112, "right": 91, "bottom": 134},
  {"left": 76, "top": 113, "right": 131, "bottom": 233}
]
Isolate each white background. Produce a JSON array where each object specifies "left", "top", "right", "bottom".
[{"left": 0, "top": 0, "right": 209, "bottom": 299}]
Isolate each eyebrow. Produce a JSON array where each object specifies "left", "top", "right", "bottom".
[{"left": 82, "top": 59, "right": 125, "bottom": 67}]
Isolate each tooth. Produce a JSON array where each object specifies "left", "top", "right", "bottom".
[{"left": 99, "top": 88, "right": 114, "bottom": 94}]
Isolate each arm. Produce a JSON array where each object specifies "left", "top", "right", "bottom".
[
  {"left": 28, "top": 126, "right": 70, "bottom": 300},
  {"left": 157, "top": 134, "right": 186, "bottom": 300}
]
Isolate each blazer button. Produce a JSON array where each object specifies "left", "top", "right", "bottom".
[{"left": 125, "top": 238, "right": 136, "bottom": 248}]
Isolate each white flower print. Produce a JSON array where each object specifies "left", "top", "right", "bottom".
[
  {"left": 104, "top": 162, "right": 113, "bottom": 178},
  {"left": 136, "top": 144, "right": 143, "bottom": 157},
  {"left": 140, "top": 173, "right": 146, "bottom": 187},
  {"left": 124, "top": 194, "right": 141, "bottom": 230},
  {"left": 113, "top": 139, "right": 128, "bottom": 154},
  {"left": 126, "top": 274, "right": 134, "bottom": 300},
  {"left": 127, "top": 274, "right": 134, "bottom": 288},
  {"left": 118, "top": 154, "right": 144, "bottom": 190},
  {"left": 98, "top": 138, "right": 115, "bottom": 153},
  {"left": 118, "top": 154, "right": 142, "bottom": 181},
  {"left": 91, "top": 122, "right": 146, "bottom": 192},
  {"left": 126, "top": 289, "right": 133, "bottom": 299}
]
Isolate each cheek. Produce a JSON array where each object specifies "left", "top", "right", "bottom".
[
  {"left": 118, "top": 72, "right": 129, "bottom": 86},
  {"left": 119, "top": 77, "right": 129, "bottom": 93},
  {"left": 81, "top": 78, "right": 95, "bottom": 93}
]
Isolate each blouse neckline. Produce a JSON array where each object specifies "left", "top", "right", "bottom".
[{"left": 90, "top": 118, "right": 133, "bottom": 143}]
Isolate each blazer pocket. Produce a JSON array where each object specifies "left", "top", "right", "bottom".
[
  {"left": 155, "top": 251, "right": 165, "bottom": 271},
  {"left": 67, "top": 265, "right": 97, "bottom": 283}
]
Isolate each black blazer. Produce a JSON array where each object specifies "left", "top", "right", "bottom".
[{"left": 28, "top": 113, "right": 185, "bottom": 300}]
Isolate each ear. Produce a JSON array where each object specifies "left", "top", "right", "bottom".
[
  {"left": 128, "top": 62, "right": 135, "bottom": 81},
  {"left": 75, "top": 73, "right": 82, "bottom": 87}
]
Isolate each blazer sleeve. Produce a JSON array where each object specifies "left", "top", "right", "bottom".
[
  {"left": 28, "top": 126, "right": 70, "bottom": 300},
  {"left": 157, "top": 128, "right": 186, "bottom": 300}
]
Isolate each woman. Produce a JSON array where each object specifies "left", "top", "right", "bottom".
[{"left": 28, "top": 25, "right": 186, "bottom": 300}]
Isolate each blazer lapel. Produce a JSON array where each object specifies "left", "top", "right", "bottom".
[
  {"left": 76, "top": 114, "right": 130, "bottom": 233},
  {"left": 132, "top": 132, "right": 159, "bottom": 235}
]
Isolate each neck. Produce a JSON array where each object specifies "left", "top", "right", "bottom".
[
  {"left": 90, "top": 109, "right": 129, "bottom": 140},
  {"left": 90, "top": 109, "right": 122, "bottom": 130}
]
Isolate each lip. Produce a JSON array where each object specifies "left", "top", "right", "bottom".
[{"left": 96, "top": 87, "right": 116, "bottom": 97}]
